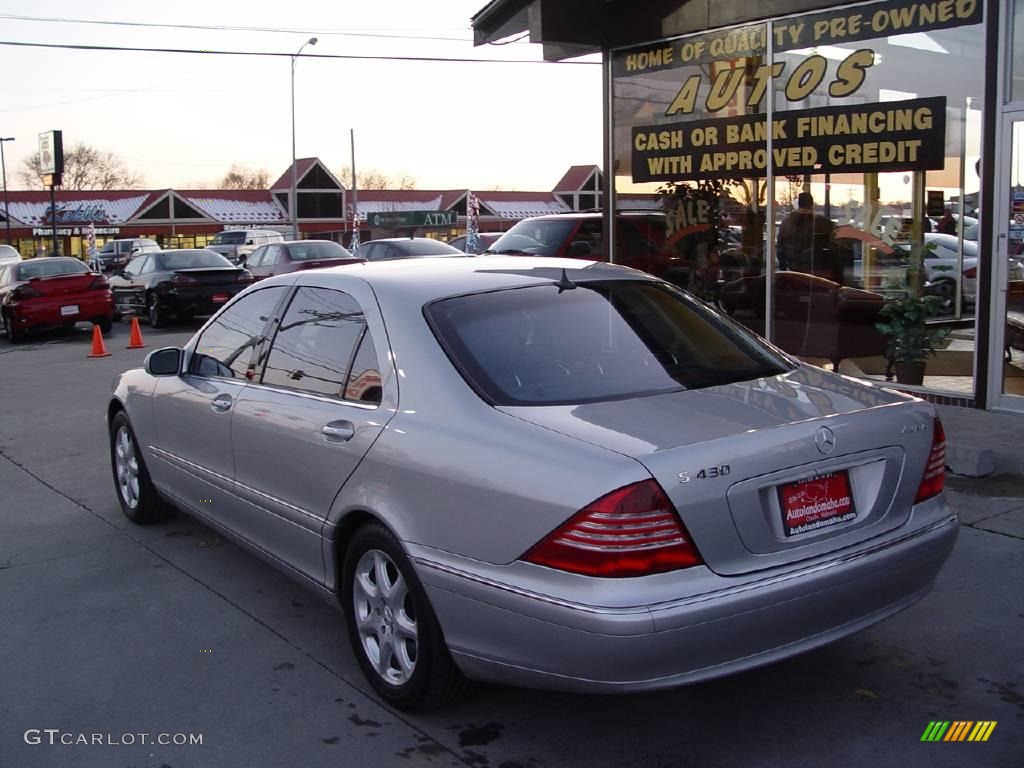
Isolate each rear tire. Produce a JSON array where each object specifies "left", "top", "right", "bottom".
[
  {"left": 109, "top": 411, "right": 173, "bottom": 524},
  {"left": 342, "top": 522, "right": 472, "bottom": 710},
  {"left": 95, "top": 316, "right": 113, "bottom": 334}
]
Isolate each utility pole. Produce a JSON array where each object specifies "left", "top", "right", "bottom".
[
  {"left": 0, "top": 137, "right": 13, "bottom": 246},
  {"left": 350, "top": 128, "right": 358, "bottom": 249}
]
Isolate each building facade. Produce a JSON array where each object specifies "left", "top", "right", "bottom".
[{"left": 473, "top": 0, "right": 1024, "bottom": 412}]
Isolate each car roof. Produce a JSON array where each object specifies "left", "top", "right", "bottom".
[
  {"left": 363, "top": 237, "right": 449, "bottom": 244},
  {"left": 281, "top": 255, "right": 650, "bottom": 306}
]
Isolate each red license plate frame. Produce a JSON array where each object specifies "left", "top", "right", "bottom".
[{"left": 778, "top": 471, "right": 855, "bottom": 537}]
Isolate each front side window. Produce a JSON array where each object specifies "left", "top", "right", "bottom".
[
  {"left": 247, "top": 247, "right": 266, "bottom": 267},
  {"left": 192, "top": 287, "right": 287, "bottom": 378},
  {"left": 261, "top": 287, "right": 369, "bottom": 399},
  {"left": 427, "top": 280, "right": 792, "bottom": 406},
  {"left": 262, "top": 245, "right": 281, "bottom": 266}
]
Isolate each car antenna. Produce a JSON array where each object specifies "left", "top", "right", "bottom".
[{"left": 555, "top": 268, "right": 577, "bottom": 293}]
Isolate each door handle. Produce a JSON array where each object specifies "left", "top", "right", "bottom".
[
  {"left": 321, "top": 420, "right": 355, "bottom": 443},
  {"left": 211, "top": 393, "right": 233, "bottom": 412}
]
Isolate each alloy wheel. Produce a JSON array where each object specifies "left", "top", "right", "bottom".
[
  {"left": 352, "top": 549, "right": 418, "bottom": 685},
  {"left": 114, "top": 425, "right": 140, "bottom": 509}
]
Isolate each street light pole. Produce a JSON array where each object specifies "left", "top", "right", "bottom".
[
  {"left": 290, "top": 36, "right": 317, "bottom": 241},
  {"left": 0, "top": 137, "right": 13, "bottom": 246}
]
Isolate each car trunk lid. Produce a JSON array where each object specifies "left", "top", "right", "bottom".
[
  {"left": 499, "top": 366, "right": 936, "bottom": 576},
  {"left": 172, "top": 267, "right": 247, "bottom": 287},
  {"left": 25, "top": 272, "right": 100, "bottom": 296}
]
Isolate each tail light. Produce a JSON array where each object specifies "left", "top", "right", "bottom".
[
  {"left": 10, "top": 284, "right": 41, "bottom": 300},
  {"left": 522, "top": 479, "right": 703, "bottom": 577},
  {"left": 89, "top": 274, "right": 109, "bottom": 290},
  {"left": 963, "top": 267, "right": 977, "bottom": 278},
  {"left": 171, "top": 274, "right": 198, "bottom": 284},
  {"left": 915, "top": 417, "right": 946, "bottom": 504}
]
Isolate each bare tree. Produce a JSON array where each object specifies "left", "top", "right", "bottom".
[
  {"left": 217, "top": 165, "right": 270, "bottom": 190},
  {"left": 18, "top": 143, "right": 144, "bottom": 190},
  {"left": 338, "top": 167, "right": 416, "bottom": 190}
]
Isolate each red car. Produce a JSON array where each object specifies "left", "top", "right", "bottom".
[
  {"left": 243, "top": 240, "right": 363, "bottom": 281},
  {"left": 0, "top": 257, "right": 113, "bottom": 343}
]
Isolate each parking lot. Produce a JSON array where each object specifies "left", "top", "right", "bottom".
[{"left": 1, "top": 320, "right": 1021, "bottom": 768}]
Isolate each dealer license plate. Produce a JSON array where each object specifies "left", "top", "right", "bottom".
[
  {"left": 778, "top": 471, "right": 855, "bottom": 537},
  {"left": 60, "top": 305, "right": 79, "bottom": 317},
  {"left": 212, "top": 293, "right": 230, "bottom": 303}
]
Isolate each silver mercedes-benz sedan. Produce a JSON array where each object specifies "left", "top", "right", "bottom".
[{"left": 107, "top": 256, "right": 957, "bottom": 710}]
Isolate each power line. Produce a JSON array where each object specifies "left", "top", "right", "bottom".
[
  {"left": 0, "top": 12, "right": 497, "bottom": 43},
  {"left": 0, "top": 39, "right": 596, "bottom": 65}
]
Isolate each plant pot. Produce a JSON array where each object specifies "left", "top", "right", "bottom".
[{"left": 894, "top": 361, "right": 926, "bottom": 385}]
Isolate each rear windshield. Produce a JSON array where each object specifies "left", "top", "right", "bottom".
[
  {"left": 210, "top": 232, "right": 246, "bottom": 245},
  {"left": 17, "top": 259, "right": 89, "bottom": 279},
  {"left": 426, "top": 280, "right": 793, "bottom": 406},
  {"left": 396, "top": 240, "right": 462, "bottom": 256},
  {"left": 157, "top": 251, "right": 232, "bottom": 270},
  {"left": 487, "top": 220, "right": 576, "bottom": 256},
  {"left": 288, "top": 241, "right": 353, "bottom": 261}
]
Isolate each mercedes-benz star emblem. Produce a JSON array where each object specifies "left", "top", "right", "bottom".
[{"left": 815, "top": 426, "right": 837, "bottom": 455}]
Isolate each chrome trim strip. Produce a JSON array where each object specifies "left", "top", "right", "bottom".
[
  {"left": 412, "top": 514, "right": 958, "bottom": 617},
  {"left": 241, "top": 381, "right": 379, "bottom": 410},
  {"left": 148, "top": 444, "right": 323, "bottom": 526}
]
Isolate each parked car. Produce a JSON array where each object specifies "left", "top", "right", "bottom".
[
  {"left": 447, "top": 233, "right": 502, "bottom": 254},
  {"left": 894, "top": 233, "right": 1024, "bottom": 305},
  {"left": 108, "top": 249, "right": 253, "bottom": 328},
  {"left": 245, "top": 240, "right": 362, "bottom": 280},
  {"left": 207, "top": 229, "right": 284, "bottom": 265},
  {"left": 0, "top": 244, "right": 22, "bottom": 267},
  {"left": 96, "top": 238, "right": 159, "bottom": 272},
  {"left": 107, "top": 256, "right": 956, "bottom": 710},
  {"left": 0, "top": 257, "right": 112, "bottom": 342},
  {"left": 358, "top": 238, "right": 463, "bottom": 261}
]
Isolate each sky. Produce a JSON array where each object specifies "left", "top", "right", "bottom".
[{"left": 0, "top": 0, "right": 604, "bottom": 192}]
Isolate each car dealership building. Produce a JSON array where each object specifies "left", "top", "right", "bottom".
[{"left": 472, "top": 0, "right": 1024, "bottom": 412}]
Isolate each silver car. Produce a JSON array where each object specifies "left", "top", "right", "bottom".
[{"left": 107, "top": 257, "right": 958, "bottom": 710}]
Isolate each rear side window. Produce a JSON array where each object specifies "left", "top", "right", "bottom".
[
  {"left": 192, "top": 286, "right": 287, "bottom": 378},
  {"left": 426, "top": 280, "right": 793, "bottom": 406},
  {"left": 260, "top": 286, "right": 377, "bottom": 402}
]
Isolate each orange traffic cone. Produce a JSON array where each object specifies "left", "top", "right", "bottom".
[
  {"left": 87, "top": 324, "right": 111, "bottom": 358},
  {"left": 127, "top": 316, "right": 145, "bottom": 349}
]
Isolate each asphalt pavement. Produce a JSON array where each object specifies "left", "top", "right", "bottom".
[{"left": 0, "top": 321, "right": 1021, "bottom": 768}]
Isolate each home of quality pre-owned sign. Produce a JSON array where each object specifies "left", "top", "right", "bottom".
[
  {"left": 615, "top": 0, "right": 978, "bottom": 183},
  {"left": 632, "top": 97, "right": 946, "bottom": 181}
]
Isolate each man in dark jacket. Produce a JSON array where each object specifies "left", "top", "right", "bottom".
[{"left": 776, "top": 192, "right": 837, "bottom": 278}]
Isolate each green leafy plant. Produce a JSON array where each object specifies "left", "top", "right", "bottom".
[{"left": 874, "top": 291, "right": 951, "bottom": 364}]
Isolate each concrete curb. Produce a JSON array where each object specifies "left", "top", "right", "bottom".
[{"left": 935, "top": 404, "right": 1024, "bottom": 477}]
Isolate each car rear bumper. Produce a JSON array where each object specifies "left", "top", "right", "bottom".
[
  {"left": 412, "top": 498, "right": 958, "bottom": 693},
  {"left": 158, "top": 286, "right": 245, "bottom": 315},
  {"left": 13, "top": 292, "right": 113, "bottom": 328}
]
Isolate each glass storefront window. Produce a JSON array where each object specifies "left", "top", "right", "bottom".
[
  {"left": 1012, "top": 0, "right": 1024, "bottom": 103},
  {"left": 611, "top": 0, "right": 984, "bottom": 395}
]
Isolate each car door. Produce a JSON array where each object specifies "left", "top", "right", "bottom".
[
  {"left": 109, "top": 254, "right": 150, "bottom": 316},
  {"left": 230, "top": 282, "right": 393, "bottom": 582},
  {"left": 146, "top": 286, "right": 290, "bottom": 532}
]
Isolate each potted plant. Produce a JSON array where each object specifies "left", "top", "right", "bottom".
[{"left": 874, "top": 291, "right": 951, "bottom": 384}]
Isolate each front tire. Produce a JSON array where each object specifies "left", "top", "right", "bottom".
[
  {"left": 342, "top": 523, "right": 471, "bottom": 710},
  {"left": 148, "top": 293, "right": 168, "bottom": 329},
  {"left": 3, "top": 309, "right": 23, "bottom": 343},
  {"left": 109, "top": 411, "right": 173, "bottom": 524}
]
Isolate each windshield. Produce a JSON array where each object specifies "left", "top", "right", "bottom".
[
  {"left": 17, "top": 259, "right": 89, "bottom": 279},
  {"left": 157, "top": 251, "right": 233, "bottom": 270},
  {"left": 288, "top": 241, "right": 353, "bottom": 261},
  {"left": 210, "top": 232, "right": 246, "bottom": 245},
  {"left": 426, "top": 280, "right": 792, "bottom": 406},
  {"left": 487, "top": 220, "right": 576, "bottom": 256}
]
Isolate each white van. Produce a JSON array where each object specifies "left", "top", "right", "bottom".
[{"left": 207, "top": 229, "right": 284, "bottom": 264}]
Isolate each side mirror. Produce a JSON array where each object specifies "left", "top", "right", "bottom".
[
  {"left": 238, "top": 255, "right": 247, "bottom": 267},
  {"left": 145, "top": 347, "right": 183, "bottom": 376},
  {"left": 567, "top": 240, "right": 592, "bottom": 257},
  {"left": 245, "top": 239, "right": 255, "bottom": 246}
]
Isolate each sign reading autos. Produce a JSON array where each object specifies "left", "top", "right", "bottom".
[{"left": 615, "top": 0, "right": 980, "bottom": 183}]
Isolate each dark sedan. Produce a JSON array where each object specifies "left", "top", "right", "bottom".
[
  {"left": 0, "top": 257, "right": 113, "bottom": 343},
  {"left": 244, "top": 240, "right": 362, "bottom": 281},
  {"left": 357, "top": 237, "right": 463, "bottom": 261},
  {"left": 109, "top": 249, "right": 253, "bottom": 328}
]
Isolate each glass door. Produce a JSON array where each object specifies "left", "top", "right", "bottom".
[{"left": 992, "top": 115, "right": 1024, "bottom": 409}]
